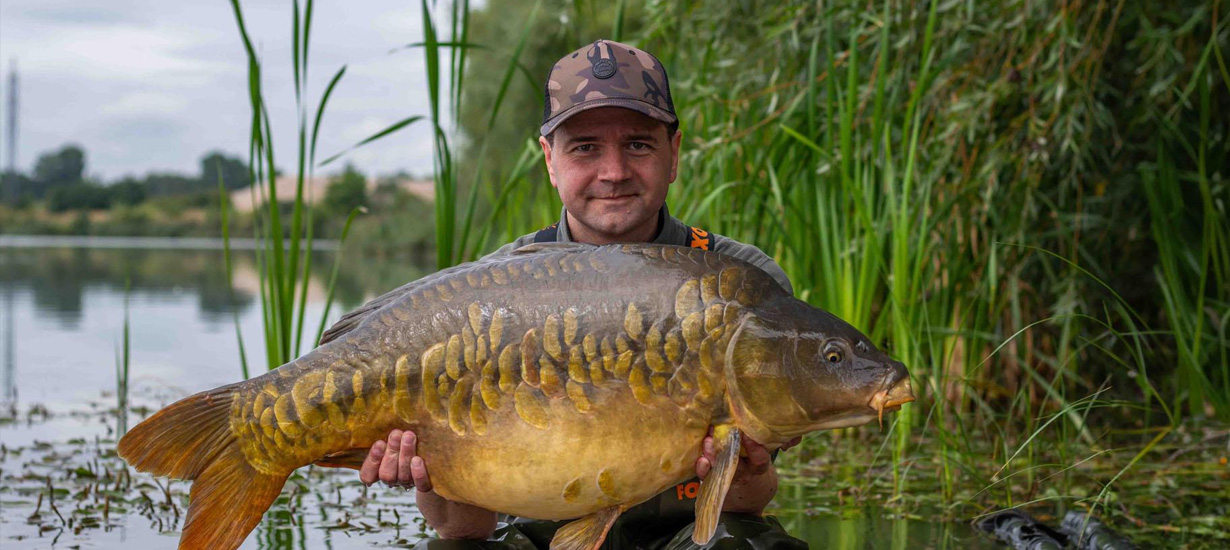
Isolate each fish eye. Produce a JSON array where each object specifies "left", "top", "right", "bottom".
[{"left": 823, "top": 343, "right": 843, "bottom": 363}]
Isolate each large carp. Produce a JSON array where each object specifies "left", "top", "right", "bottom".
[{"left": 118, "top": 243, "right": 913, "bottom": 550}]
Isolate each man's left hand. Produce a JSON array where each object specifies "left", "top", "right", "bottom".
[{"left": 695, "top": 430, "right": 801, "bottom": 514}]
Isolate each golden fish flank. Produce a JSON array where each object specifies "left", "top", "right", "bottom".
[{"left": 405, "top": 275, "right": 748, "bottom": 437}]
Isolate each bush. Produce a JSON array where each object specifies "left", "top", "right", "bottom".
[
  {"left": 324, "top": 164, "right": 368, "bottom": 217},
  {"left": 110, "top": 179, "right": 147, "bottom": 206},
  {"left": 46, "top": 183, "right": 112, "bottom": 212}
]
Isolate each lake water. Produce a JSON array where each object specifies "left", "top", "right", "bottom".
[{"left": 0, "top": 240, "right": 999, "bottom": 549}]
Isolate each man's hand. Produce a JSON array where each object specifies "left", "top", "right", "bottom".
[
  {"left": 695, "top": 430, "right": 801, "bottom": 514},
  {"left": 360, "top": 430, "right": 497, "bottom": 539},
  {"left": 360, "top": 429, "right": 432, "bottom": 489}
]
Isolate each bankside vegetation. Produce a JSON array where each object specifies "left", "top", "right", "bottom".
[
  {"left": 0, "top": 146, "right": 250, "bottom": 211},
  {"left": 0, "top": 144, "right": 433, "bottom": 253},
  {"left": 0, "top": 146, "right": 249, "bottom": 236},
  {"left": 437, "top": 0, "right": 1229, "bottom": 542}
]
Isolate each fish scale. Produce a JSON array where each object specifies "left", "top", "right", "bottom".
[
  {"left": 232, "top": 244, "right": 745, "bottom": 467},
  {"left": 117, "top": 243, "right": 913, "bottom": 550}
]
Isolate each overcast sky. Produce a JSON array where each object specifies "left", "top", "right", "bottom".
[{"left": 0, "top": 0, "right": 445, "bottom": 181}]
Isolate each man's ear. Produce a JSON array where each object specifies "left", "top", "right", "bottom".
[
  {"left": 668, "top": 129, "right": 682, "bottom": 183},
  {"left": 539, "top": 135, "right": 558, "bottom": 189}
]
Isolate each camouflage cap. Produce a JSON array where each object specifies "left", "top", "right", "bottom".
[{"left": 541, "top": 39, "right": 676, "bottom": 136}]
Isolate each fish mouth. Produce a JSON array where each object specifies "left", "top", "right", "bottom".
[{"left": 868, "top": 377, "right": 914, "bottom": 429}]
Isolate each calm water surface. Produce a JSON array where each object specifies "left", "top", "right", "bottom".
[{"left": 0, "top": 241, "right": 998, "bottom": 549}]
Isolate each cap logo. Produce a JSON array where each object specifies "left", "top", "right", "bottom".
[
  {"left": 593, "top": 59, "right": 616, "bottom": 79},
  {"left": 588, "top": 42, "right": 617, "bottom": 79}
]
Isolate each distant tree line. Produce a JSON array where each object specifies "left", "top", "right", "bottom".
[
  {"left": 0, "top": 142, "right": 438, "bottom": 253},
  {"left": 0, "top": 144, "right": 250, "bottom": 212}
]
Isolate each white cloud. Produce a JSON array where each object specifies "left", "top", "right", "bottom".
[
  {"left": 52, "top": 26, "right": 222, "bottom": 81},
  {"left": 101, "top": 91, "right": 190, "bottom": 117},
  {"left": 0, "top": 0, "right": 447, "bottom": 180}
]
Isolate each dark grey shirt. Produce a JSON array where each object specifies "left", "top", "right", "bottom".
[{"left": 485, "top": 205, "right": 793, "bottom": 296}]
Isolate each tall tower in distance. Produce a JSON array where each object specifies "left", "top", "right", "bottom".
[{"left": 4, "top": 59, "right": 16, "bottom": 173}]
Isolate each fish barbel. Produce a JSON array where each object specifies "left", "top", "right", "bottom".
[{"left": 118, "top": 243, "right": 913, "bottom": 550}]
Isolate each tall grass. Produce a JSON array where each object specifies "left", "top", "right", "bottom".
[
  {"left": 1143, "top": 49, "right": 1230, "bottom": 419},
  {"left": 224, "top": 0, "right": 376, "bottom": 372},
  {"left": 219, "top": 0, "right": 545, "bottom": 373},
  {"left": 646, "top": 0, "right": 1226, "bottom": 510},
  {"left": 114, "top": 280, "right": 131, "bottom": 435},
  {"left": 416, "top": 0, "right": 546, "bottom": 267},
  {"left": 464, "top": 0, "right": 1228, "bottom": 519}
]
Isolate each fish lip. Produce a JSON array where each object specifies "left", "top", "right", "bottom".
[{"left": 868, "top": 374, "right": 914, "bottom": 427}]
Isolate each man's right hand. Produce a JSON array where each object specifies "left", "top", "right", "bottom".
[
  {"left": 360, "top": 429, "right": 431, "bottom": 490},
  {"left": 359, "top": 429, "right": 497, "bottom": 540}
]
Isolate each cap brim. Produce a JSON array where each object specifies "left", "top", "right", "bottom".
[{"left": 540, "top": 98, "right": 677, "bottom": 136}]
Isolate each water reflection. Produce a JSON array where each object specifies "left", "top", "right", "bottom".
[
  {"left": 2, "top": 283, "right": 14, "bottom": 407},
  {"left": 0, "top": 246, "right": 255, "bottom": 327},
  {"left": 0, "top": 241, "right": 427, "bottom": 416},
  {"left": 0, "top": 244, "right": 428, "bottom": 327}
]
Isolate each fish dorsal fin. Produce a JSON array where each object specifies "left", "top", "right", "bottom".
[
  {"left": 318, "top": 257, "right": 495, "bottom": 345},
  {"left": 318, "top": 281, "right": 415, "bottom": 344},
  {"left": 549, "top": 505, "right": 623, "bottom": 550},
  {"left": 512, "top": 242, "right": 594, "bottom": 255},
  {"left": 320, "top": 244, "right": 593, "bottom": 345},
  {"left": 692, "top": 424, "right": 741, "bottom": 544},
  {"left": 320, "top": 243, "right": 594, "bottom": 345}
]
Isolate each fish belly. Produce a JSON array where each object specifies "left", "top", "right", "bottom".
[{"left": 419, "top": 388, "right": 710, "bottom": 520}]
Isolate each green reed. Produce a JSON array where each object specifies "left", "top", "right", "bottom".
[
  {"left": 225, "top": 0, "right": 367, "bottom": 371},
  {"left": 1142, "top": 43, "right": 1230, "bottom": 420},
  {"left": 416, "top": 0, "right": 547, "bottom": 267},
  {"left": 115, "top": 280, "right": 131, "bottom": 435}
]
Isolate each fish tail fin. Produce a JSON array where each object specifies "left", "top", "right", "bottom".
[
  {"left": 117, "top": 384, "right": 242, "bottom": 479},
  {"left": 118, "top": 385, "right": 290, "bottom": 550},
  {"left": 178, "top": 448, "right": 287, "bottom": 550}
]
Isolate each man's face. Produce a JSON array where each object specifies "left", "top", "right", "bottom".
[{"left": 539, "top": 107, "right": 682, "bottom": 245}]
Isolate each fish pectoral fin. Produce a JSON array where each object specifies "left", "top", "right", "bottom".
[
  {"left": 692, "top": 424, "right": 741, "bottom": 545},
  {"left": 312, "top": 448, "right": 370, "bottom": 470},
  {"left": 549, "top": 506, "right": 623, "bottom": 550}
]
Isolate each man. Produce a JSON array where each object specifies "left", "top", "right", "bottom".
[{"left": 359, "top": 40, "right": 806, "bottom": 550}]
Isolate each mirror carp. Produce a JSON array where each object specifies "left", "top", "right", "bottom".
[{"left": 118, "top": 243, "right": 913, "bottom": 550}]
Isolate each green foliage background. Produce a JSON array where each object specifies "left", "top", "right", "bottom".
[{"left": 438, "top": 0, "right": 1230, "bottom": 534}]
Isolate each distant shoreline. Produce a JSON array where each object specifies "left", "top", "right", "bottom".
[{"left": 0, "top": 234, "right": 341, "bottom": 251}]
